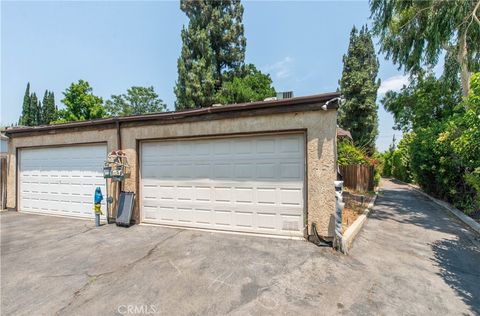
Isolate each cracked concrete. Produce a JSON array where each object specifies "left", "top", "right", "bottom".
[{"left": 1, "top": 179, "right": 479, "bottom": 315}]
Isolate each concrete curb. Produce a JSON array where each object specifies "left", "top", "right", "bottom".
[
  {"left": 402, "top": 182, "right": 480, "bottom": 236},
  {"left": 341, "top": 193, "right": 378, "bottom": 255}
]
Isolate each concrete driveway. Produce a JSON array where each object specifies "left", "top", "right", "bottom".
[{"left": 1, "top": 178, "right": 479, "bottom": 315}]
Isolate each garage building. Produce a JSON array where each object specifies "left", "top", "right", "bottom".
[{"left": 5, "top": 92, "right": 339, "bottom": 240}]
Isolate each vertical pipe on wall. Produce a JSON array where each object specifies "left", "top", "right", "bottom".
[
  {"left": 116, "top": 119, "right": 122, "bottom": 217},
  {"left": 116, "top": 119, "right": 122, "bottom": 150}
]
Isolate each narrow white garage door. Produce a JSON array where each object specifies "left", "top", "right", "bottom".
[
  {"left": 19, "top": 144, "right": 107, "bottom": 218},
  {"left": 141, "top": 134, "right": 305, "bottom": 236}
]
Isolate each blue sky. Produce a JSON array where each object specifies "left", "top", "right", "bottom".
[{"left": 1, "top": 1, "right": 409, "bottom": 151}]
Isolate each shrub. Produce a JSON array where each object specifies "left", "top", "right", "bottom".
[
  {"left": 390, "top": 134, "right": 414, "bottom": 183},
  {"left": 380, "top": 72, "right": 479, "bottom": 214},
  {"left": 381, "top": 150, "right": 393, "bottom": 177},
  {"left": 337, "top": 141, "right": 368, "bottom": 166},
  {"left": 372, "top": 151, "right": 383, "bottom": 187}
]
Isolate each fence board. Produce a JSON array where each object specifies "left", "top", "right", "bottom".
[{"left": 339, "top": 164, "right": 374, "bottom": 192}]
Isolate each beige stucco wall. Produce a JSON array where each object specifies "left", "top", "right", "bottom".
[{"left": 6, "top": 108, "right": 337, "bottom": 237}]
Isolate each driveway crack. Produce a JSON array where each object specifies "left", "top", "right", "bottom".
[
  {"left": 57, "top": 226, "right": 95, "bottom": 242},
  {"left": 119, "top": 230, "right": 184, "bottom": 271},
  {"left": 53, "top": 230, "right": 183, "bottom": 315}
]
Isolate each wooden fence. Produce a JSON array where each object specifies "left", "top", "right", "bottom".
[
  {"left": 339, "top": 164, "right": 375, "bottom": 192},
  {"left": 0, "top": 157, "right": 6, "bottom": 210}
]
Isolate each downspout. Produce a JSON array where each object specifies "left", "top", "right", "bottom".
[
  {"left": 116, "top": 118, "right": 122, "bottom": 152},
  {"left": 116, "top": 118, "right": 122, "bottom": 191},
  {"left": 115, "top": 119, "right": 122, "bottom": 220}
]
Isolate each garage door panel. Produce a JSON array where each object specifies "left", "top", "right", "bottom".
[
  {"left": 194, "top": 208, "right": 211, "bottom": 224},
  {"left": 280, "top": 214, "right": 302, "bottom": 232},
  {"left": 257, "top": 212, "right": 277, "bottom": 230},
  {"left": 177, "top": 208, "right": 194, "bottom": 223},
  {"left": 214, "top": 209, "right": 231, "bottom": 226},
  {"left": 141, "top": 134, "right": 305, "bottom": 236},
  {"left": 234, "top": 187, "right": 254, "bottom": 204},
  {"left": 195, "top": 186, "right": 211, "bottom": 201},
  {"left": 19, "top": 144, "right": 106, "bottom": 218},
  {"left": 280, "top": 188, "right": 304, "bottom": 206}
]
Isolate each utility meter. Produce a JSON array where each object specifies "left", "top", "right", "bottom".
[{"left": 103, "top": 165, "right": 113, "bottom": 178}]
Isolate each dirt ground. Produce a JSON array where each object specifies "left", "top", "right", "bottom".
[{"left": 342, "top": 190, "right": 374, "bottom": 232}]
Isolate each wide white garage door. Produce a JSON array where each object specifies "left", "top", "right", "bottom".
[
  {"left": 141, "top": 133, "right": 305, "bottom": 236},
  {"left": 19, "top": 144, "right": 107, "bottom": 218}
]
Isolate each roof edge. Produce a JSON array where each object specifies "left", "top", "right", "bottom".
[{"left": 5, "top": 92, "right": 340, "bottom": 136}]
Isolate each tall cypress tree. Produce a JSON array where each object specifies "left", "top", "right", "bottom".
[
  {"left": 338, "top": 25, "right": 380, "bottom": 154},
  {"left": 42, "top": 90, "right": 57, "bottom": 124},
  {"left": 20, "top": 83, "right": 31, "bottom": 126},
  {"left": 37, "top": 100, "right": 42, "bottom": 125},
  {"left": 29, "top": 92, "right": 39, "bottom": 126},
  {"left": 42, "top": 91, "right": 49, "bottom": 124},
  {"left": 175, "top": 0, "right": 246, "bottom": 110},
  {"left": 51, "top": 92, "right": 58, "bottom": 113}
]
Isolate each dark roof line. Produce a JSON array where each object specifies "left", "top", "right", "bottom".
[{"left": 5, "top": 92, "right": 340, "bottom": 135}]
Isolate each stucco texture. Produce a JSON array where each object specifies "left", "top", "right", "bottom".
[{"left": 6, "top": 108, "right": 337, "bottom": 238}]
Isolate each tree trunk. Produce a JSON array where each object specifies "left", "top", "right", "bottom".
[{"left": 458, "top": 30, "right": 471, "bottom": 96}]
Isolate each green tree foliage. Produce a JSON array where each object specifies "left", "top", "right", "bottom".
[
  {"left": 370, "top": 0, "right": 480, "bottom": 96},
  {"left": 42, "top": 90, "right": 57, "bottom": 124},
  {"left": 382, "top": 135, "right": 415, "bottom": 184},
  {"left": 382, "top": 72, "right": 480, "bottom": 213},
  {"left": 105, "top": 86, "right": 167, "bottom": 117},
  {"left": 381, "top": 136, "right": 397, "bottom": 177},
  {"left": 19, "top": 83, "right": 32, "bottom": 126},
  {"left": 338, "top": 140, "right": 382, "bottom": 188},
  {"left": 57, "top": 80, "right": 105, "bottom": 122},
  {"left": 441, "top": 72, "right": 480, "bottom": 210},
  {"left": 215, "top": 64, "right": 275, "bottom": 104},
  {"left": 338, "top": 25, "right": 380, "bottom": 154},
  {"left": 29, "top": 93, "right": 40, "bottom": 126},
  {"left": 390, "top": 133, "right": 414, "bottom": 183},
  {"left": 337, "top": 140, "right": 369, "bottom": 166},
  {"left": 19, "top": 83, "right": 58, "bottom": 126},
  {"left": 448, "top": 73, "right": 480, "bottom": 170},
  {"left": 175, "top": 0, "right": 246, "bottom": 109},
  {"left": 381, "top": 72, "right": 461, "bottom": 133},
  {"left": 381, "top": 150, "right": 393, "bottom": 177}
]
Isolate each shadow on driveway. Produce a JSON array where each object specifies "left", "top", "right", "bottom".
[
  {"left": 431, "top": 238, "right": 480, "bottom": 313},
  {"left": 1, "top": 178, "right": 479, "bottom": 315},
  {"left": 370, "top": 179, "right": 480, "bottom": 314}
]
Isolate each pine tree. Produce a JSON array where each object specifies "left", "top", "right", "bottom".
[
  {"left": 175, "top": 0, "right": 246, "bottom": 110},
  {"left": 42, "top": 90, "right": 57, "bottom": 124},
  {"left": 52, "top": 92, "right": 58, "bottom": 113},
  {"left": 338, "top": 25, "right": 380, "bottom": 155},
  {"left": 20, "top": 83, "right": 31, "bottom": 126},
  {"left": 29, "top": 93, "right": 39, "bottom": 126},
  {"left": 37, "top": 101, "right": 42, "bottom": 125},
  {"left": 42, "top": 91, "right": 49, "bottom": 124}
]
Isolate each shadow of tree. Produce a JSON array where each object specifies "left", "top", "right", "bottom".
[
  {"left": 373, "top": 181, "right": 480, "bottom": 314},
  {"left": 371, "top": 188, "right": 455, "bottom": 233},
  {"left": 431, "top": 238, "right": 480, "bottom": 314}
]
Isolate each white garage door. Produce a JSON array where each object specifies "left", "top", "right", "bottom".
[
  {"left": 19, "top": 144, "right": 107, "bottom": 218},
  {"left": 141, "top": 133, "right": 305, "bottom": 236}
]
